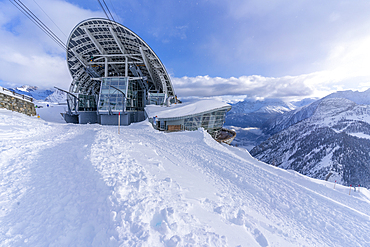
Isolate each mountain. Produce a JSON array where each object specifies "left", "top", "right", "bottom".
[
  {"left": 225, "top": 98, "right": 296, "bottom": 127},
  {"left": 225, "top": 98, "right": 298, "bottom": 149},
  {"left": 45, "top": 90, "right": 67, "bottom": 102},
  {"left": 262, "top": 100, "right": 321, "bottom": 136},
  {"left": 291, "top": 97, "right": 318, "bottom": 108},
  {"left": 250, "top": 98, "right": 370, "bottom": 189},
  {"left": 1, "top": 107, "right": 370, "bottom": 246},
  {"left": 263, "top": 89, "right": 370, "bottom": 136},
  {"left": 228, "top": 98, "right": 296, "bottom": 115},
  {"left": 10, "top": 85, "right": 54, "bottom": 101},
  {"left": 325, "top": 88, "right": 370, "bottom": 105}
]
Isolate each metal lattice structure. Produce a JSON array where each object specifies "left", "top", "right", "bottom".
[{"left": 66, "top": 18, "right": 174, "bottom": 97}]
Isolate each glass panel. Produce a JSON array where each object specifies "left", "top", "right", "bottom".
[
  {"left": 67, "top": 94, "right": 77, "bottom": 112},
  {"left": 77, "top": 94, "right": 97, "bottom": 111},
  {"left": 111, "top": 78, "right": 119, "bottom": 86},
  {"left": 97, "top": 77, "right": 146, "bottom": 113},
  {"left": 98, "top": 77, "right": 128, "bottom": 112},
  {"left": 183, "top": 110, "right": 227, "bottom": 134},
  {"left": 148, "top": 92, "right": 165, "bottom": 105}
]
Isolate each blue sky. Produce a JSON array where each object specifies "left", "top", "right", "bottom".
[{"left": 1, "top": 0, "right": 370, "bottom": 102}]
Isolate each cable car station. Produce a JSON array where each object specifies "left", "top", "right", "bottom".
[
  {"left": 62, "top": 18, "right": 175, "bottom": 125},
  {"left": 61, "top": 18, "right": 235, "bottom": 143}
]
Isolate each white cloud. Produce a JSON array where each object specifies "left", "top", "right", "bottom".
[
  {"left": 202, "top": 0, "right": 370, "bottom": 77},
  {"left": 1, "top": 0, "right": 370, "bottom": 102},
  {"left": 172, "top": 74, "right": 311, "bottom": 98},
  {"left": 172, "top": 69, "right": 370, "bottom": 101},
  {"left": 0, "top": 0, "right": 103, "bottom": 89}
]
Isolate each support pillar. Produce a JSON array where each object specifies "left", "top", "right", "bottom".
[
  {"left": 105, "top": 57, "right": 108, "bottom": 77},
  {"left": 125, "top": 56, "right": 128, "bottom": 77}
]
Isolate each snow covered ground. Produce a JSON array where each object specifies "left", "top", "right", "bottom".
[{"left": 1, "top": 108, "right": 370, "bottom": 246}]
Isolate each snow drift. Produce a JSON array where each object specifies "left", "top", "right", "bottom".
[{"left": 1, "top": 108, "right": 370, "bottom": 246}]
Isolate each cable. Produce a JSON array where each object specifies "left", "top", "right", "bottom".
[
  {"left": 102, "top": 0, "right": 115, "bottom": 22},
  {"left": 32, "top": 0, "right": 68, "bottom": 38},
  {"left": 10, "top": 0, "right": 67, "bottom": 50},
  {"left": 17, "top": 0, "right": 67, "bottom": 48},
  {"left": 108, "top": 0, "right": 121, "bottom": 23},
  {"left": 10, "top": 0, "right": 78, "bottom": 72},
  {"left": 9, "top": 0, "right": 66, "bottom": 50},
  {"left": 97, "top": 0, "right": 110, "bottom": 21}
]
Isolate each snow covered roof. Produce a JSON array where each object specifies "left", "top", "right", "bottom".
[{"left": 145, "top": 99, "right": 231, "bottom": 119}]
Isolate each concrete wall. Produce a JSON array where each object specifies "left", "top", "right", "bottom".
[{"left": 0, "top": 91, "right": 36, "bottom": 116}]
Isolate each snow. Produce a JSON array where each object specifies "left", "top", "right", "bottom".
[
  {"left": 0, "top": 86, "right": 32, "bottom": 102},
  {"left": 145, "top": 99, "right": 230, "bottom": 118},
  {"left": 13, "top": 85, "right": 37, "bottom": 92},
  {"left": 229, "top": 98, "right": 296, "bottom": 115},
  {"left": 1, "top": 108, "right": 370, "bottom": 246},
  {"left": 9, "top": 85, "right": 54, "bottom": 101},
  {"left": 35, "top": 102, "right": 67, "bottom": 123},
  {"left": 310, "top": 147, "right": 339, "bottom": 176},
  {"left": 324, "top": 88, "right": 370, "bottom": 105},
  {"left": 1, "top": 85, "right": 60, "bottom": 103},
  {"left": 44, "top": 90, "right": 67, "bottom": 103},
  {"left": 348, "top": 132, "right": 370, "bottom": 140}
]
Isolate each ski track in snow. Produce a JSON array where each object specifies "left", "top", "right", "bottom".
[{"left": 1, "top": 109, "right": 370, "bottom": 247}]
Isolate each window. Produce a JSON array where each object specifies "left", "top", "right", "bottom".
[
  {"left": 148, "top": 93, "right": 165, "bottom": 105},
  {"left": 98, "top": 77, "right": 127, "bottom": 112},
  {"left": 183, "top": 109, "right": 227, "bottom": 135},
  {"left": 98, "top": 77, "right": 145, "bottom": 113},
  {"left": 78, "top": 94, "right": 97, "bottom": 111}
]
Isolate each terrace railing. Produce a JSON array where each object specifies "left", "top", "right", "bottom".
[{"left": 1, "top": 87, "right": 34, "bottom": 102}]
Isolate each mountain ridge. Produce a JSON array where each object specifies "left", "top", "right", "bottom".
[
  {"left": 251, "top": 98, "right": 370, "bottom": 189},
  {"left": 10, "top": 85, "right": 54, "bottom": 101},
  {"left": 7, "top": 85, "right": 66, "bottom": 102}
]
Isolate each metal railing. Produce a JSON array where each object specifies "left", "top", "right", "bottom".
[{"left": 1, "top": 87, "right": 34, "bottom": 102}]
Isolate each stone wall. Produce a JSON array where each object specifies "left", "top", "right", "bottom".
[{"left": 0, "top": 91, "right": 37, "bottom": 116}]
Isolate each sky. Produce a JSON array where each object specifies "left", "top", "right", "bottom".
[{"left": 1, "top": 0, "right": 370, "bottom": 102}]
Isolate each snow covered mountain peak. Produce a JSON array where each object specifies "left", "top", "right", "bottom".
[
  {"left": 8, "top": 85, "right": 56, "bottom": 101},
  {"left": 14, "top": 85, "right": 39, "bottom": 92},
  {"left": 231, "top": 98, "right": 296, "bottom": 114},
  {"left": 311, "top": 98, "right": 357, "bottom": 120},
  {"left": 45, "top": 90, "right": 67, "bottom": 102},
  {"left": 324, "top": 88, "right": 370, "bottom": 105},
  {"left": 225, "top": 98, "right": 297, "bottom": 130}
]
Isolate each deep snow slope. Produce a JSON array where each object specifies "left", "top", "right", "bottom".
[{"left": 1, "top": 109, "right": 370, "bottom": 247}]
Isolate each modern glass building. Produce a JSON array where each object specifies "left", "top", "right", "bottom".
[
  {"left": 62, "top": 18, "right": 174, "bottom": 125},
  {"left": 61, "top": 18, "right": 235, "bottom": 143},
  {"left": 145, "top": 100, "right": 235, "bottom": 143}
]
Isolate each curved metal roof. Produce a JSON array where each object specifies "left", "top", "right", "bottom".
[{"left": 66, "top": 18, "right": 174, "bottom": 97}]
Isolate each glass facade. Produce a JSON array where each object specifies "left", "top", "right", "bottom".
[
  {"left": 183, "top": 109, "right": 228, "bottom": 135},
  {"left": 126, "top": 79, "right": 145, "bottom": 111},
  {"left": 67, "top": 94, "right": 77, "bottom": 112},
  {"left": 98, "top": 77, "right": 146, "bottom": 113},
  {"left": 67, "top": 93, "right": 97, "bottom": 112},
  {"left": 151, "top": 107, "right": 230, "bottom": 136},
  {"left": 148, "top": 93, "right": 166, "bottom": 105},
  {"left": 98, "top": 77, "right": 127, "bottom": 112},
  {"left": 78, "top": 94, "right": 97, "bottom": 111}
]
